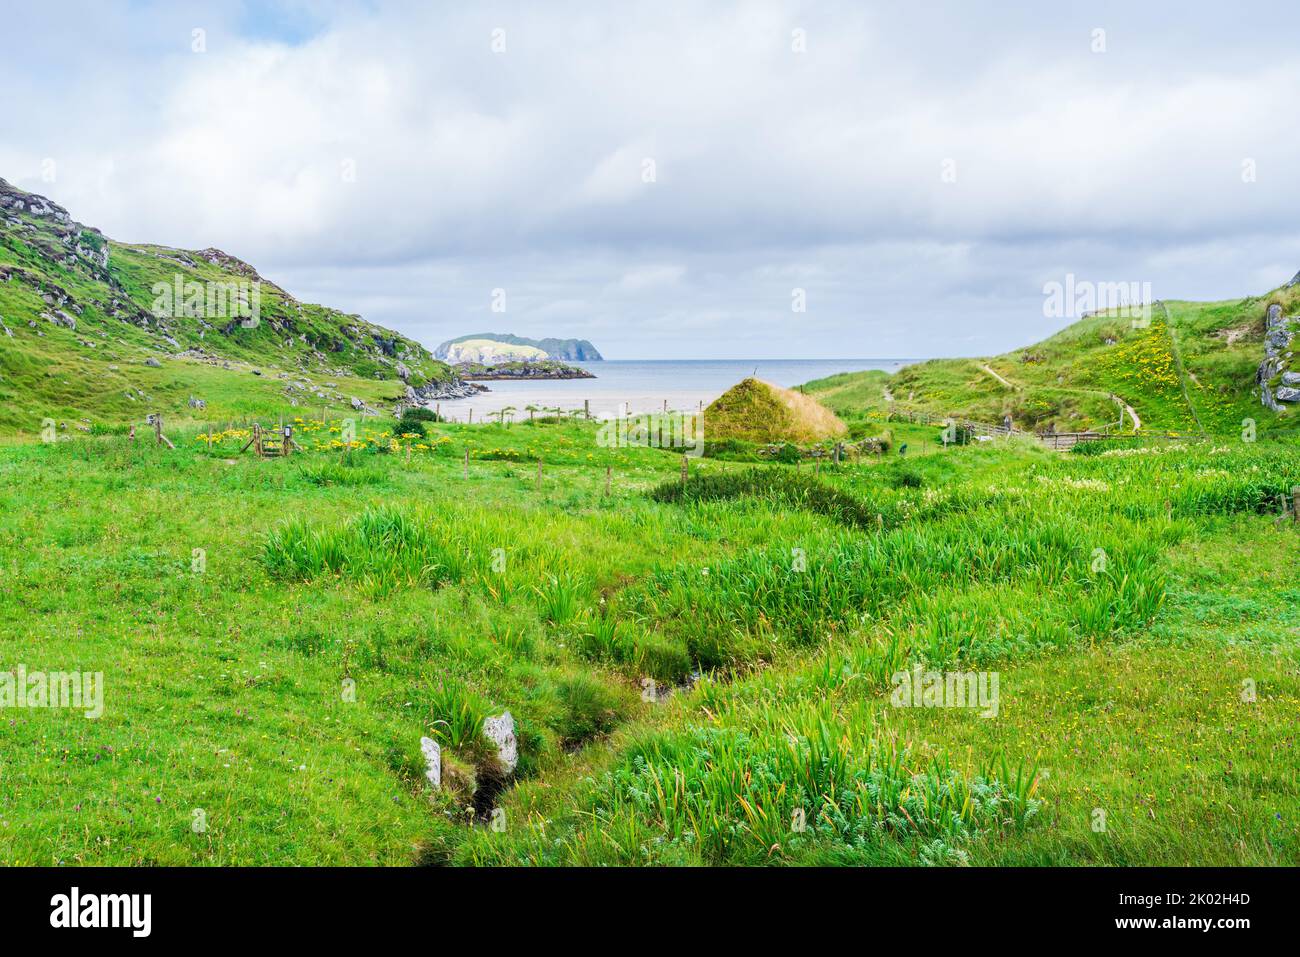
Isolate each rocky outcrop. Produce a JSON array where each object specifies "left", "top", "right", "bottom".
[
  {"left": 348, "top": 396, "right": 383, "bottom": 416},
  {"left": 455, "top": 360, "right": 595, "bottom": 380},
  {"left": 407, "top": 378, "right": 487, "bottom": 405},
  {"left": 0, "top": 178, "right": 72, "bottom": 224},
  {"left": 1257, "top": 303, "right": 1298, "bottom": 411}
]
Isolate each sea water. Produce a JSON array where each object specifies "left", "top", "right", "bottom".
[{"left": 433, "top": 358, "right": 916, "bottom": 420}]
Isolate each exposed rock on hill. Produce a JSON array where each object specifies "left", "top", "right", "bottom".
[{"left": 1257, "top": 303, "right": 1300, "bottom": 410}]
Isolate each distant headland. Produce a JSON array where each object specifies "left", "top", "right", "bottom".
[{"left": 434, "top": 333, "right": 603, "bottom": 363}]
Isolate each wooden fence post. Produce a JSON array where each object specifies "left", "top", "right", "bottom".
[
  {"left": 463, "top": 449, "right": 469, "bottom": 479},
  {"left": 153, "top": 414, "right": 174, "bottom": 449},
  {"left": 1292, "top": 486, "right": 1300, "bottom": 524},
  {"left": 536, "top": 459, "right": 542, "bottom": 491},
  {"left": 605, "top": 466, "right": 611, "bottom": 497}
]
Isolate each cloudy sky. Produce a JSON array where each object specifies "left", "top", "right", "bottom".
[{"left": 4, "top": 1, "right": 1300, "bottom": 358}]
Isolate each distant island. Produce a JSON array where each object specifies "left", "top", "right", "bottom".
[{"left": 435, "top": 333, "right": 603, "bottom": 363}]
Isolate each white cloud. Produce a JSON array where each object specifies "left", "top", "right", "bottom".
[
  {"left": 613, "top": 265, "right": 686, "bottom": 291},
  {"left": 4, "top": 1, "right": 1300, "bottom": 358}
]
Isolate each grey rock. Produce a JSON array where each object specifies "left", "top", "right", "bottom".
[
  {"left": 1276, "top": 387, "right": 1300, "bottom": 403},
  {"left": 144, "top": 357, "right": 161, "bottom": 367},
  {"left": 482, "top": 711, "right": 518, "bottom": 775},
  {"left": 420, "top": 737, "right": 441, "bottom": 789},
  {"left": 1258, "top": 304, "right": 1297, "bottom": 410}
]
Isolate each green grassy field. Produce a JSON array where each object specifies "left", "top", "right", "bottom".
[{"left": 3, "top": 414, "right": 1297, "bottom": 866}]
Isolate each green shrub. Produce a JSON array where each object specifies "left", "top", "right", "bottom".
[
  {"left": 534, "top": 573, "right": 585, "bottom": 624},
  {"left": 396, "top": 407, "right": 441, "bottom": 439},
  {"left": 890, "top": 468, "right": 923, "bottom": 489},
  {"left": 554, "top": 674, "right": 632, "bottom": 746},
  {"left": 402, "top": 407, "right": 440, "bottom": 422}
]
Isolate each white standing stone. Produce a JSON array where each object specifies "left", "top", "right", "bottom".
[
  {"left": 420, "top": 736, "right": 441, "bottom": 789},
  {"left": 483, "top": 711, "right": 518, "bottom": 774}
]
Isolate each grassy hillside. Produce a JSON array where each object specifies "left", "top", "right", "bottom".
[
  {"left": 3, "top": 421, "right": 1297, "bottom": 865},
  {"left": 807, "top": 290, "right": 1299, "bottom": 438},
  {"left": 0, "top": 177, "right": 453, "bottom": 437}
]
